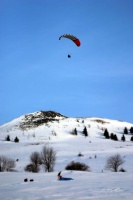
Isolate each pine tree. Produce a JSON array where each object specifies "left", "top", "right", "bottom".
[
  {"left": 83, "top": 126, "right": 88, "bottom": 137},
  {"left": 6, "top": 135, "right": 10, "bottom": 141},
  {"left": 110, "top": 133, "right": 115, "bottom": 140},
  {"left": 130, "top": 127, "right": 133, "bottom": 135},
  {"left": 121, "top": 134, "right": 125, "bottom": 142},
  {"left": 14, "top": 137, "right": 19, "bottom": 143},
  {"left": 110, "top": 133, "right": 118, "bottom": 141},
  {"left": 74, "top": 128, "right": 77, "bottom": 135},
  {"left": 130, "top": 136, "right": 133, "bottom": 142},
  {"left": 114, "top": 134, "right": 118, "bottom": 141},
  {"left": 124, "top": 127, "right": 128, "bottom": 134},
  {"left": 103, "top": 129, "right": 110, "bottom": 139}
]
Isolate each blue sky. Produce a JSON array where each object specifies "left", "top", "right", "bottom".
[{"left": 0, "top": 0, "right": 133, "bottom": 124}]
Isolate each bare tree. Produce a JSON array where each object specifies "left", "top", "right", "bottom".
[
  {"left": 40, "top": 146, "right": 56, "bottom": 172},
  {"left": 0, "top": 155, "right": 16, "bottom": 172},
  {"left": 30, "top": 152, "right": 41, "bottom": 166},
  {"left": 105, "top": 154, "right": 125, "bottom": 172}
]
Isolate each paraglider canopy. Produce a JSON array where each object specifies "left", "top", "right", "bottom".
[{"left": 59, "top": 34, "right": 81, "bottom": 47}]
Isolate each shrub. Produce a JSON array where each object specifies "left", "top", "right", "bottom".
[
  {"left": 94, "top": 154, "right": 97, "bottom": 158},
  {"left": 65, "top": 161, "right": 90, "bottom": 171},
  {"left": 0, "top": 155, "right": 16, "bottom": 172},
  {"left": 119, "top": 167, "right": 126, "bottom": 172},
  {"left": 24, "top": 163, "right": 40, "bottom": 173},
  {"left": 78, "top": 152, "right": 84, "bottom": 157},
  {"left": 51, "top": 131, "right": 57, "bottom": 136},
  {"left": 30, "top": 152, "right": 41, "bottom": 165},
  {"left": 25, "top": 151, "right": 41, "bottom": 173},
  {"left": 71, "top": 128, "right": 77, "bottom": 135}
]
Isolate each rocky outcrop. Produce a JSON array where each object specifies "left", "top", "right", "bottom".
[{"left": 19, "top": 111, "right": 67, "bottom": 130}]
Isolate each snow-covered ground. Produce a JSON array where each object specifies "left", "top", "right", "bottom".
[
  {"left": 0, "top": 111, "right": 133, "bottom": 199},
  {"left": 0, "top": 171, "right": 133, "bottom": 200}
]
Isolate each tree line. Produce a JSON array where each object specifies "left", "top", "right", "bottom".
[{"left": 104, "top": 127, "right": 133, "bottom": 142}]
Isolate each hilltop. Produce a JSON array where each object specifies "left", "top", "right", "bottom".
[{"left": 0, "top": 110, "right": 132, "bottom": 142}]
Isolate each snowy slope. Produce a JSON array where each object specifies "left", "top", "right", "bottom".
[
  {"left": 0, "top": 111, "right": 133, "bottom": 200},
  {"left": 0, "top": 111, "right": 132, "bottom": 142}
]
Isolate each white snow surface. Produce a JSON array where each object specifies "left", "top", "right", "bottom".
[{"left": 0, "top": 111, "right": 133, "bottom": 200}]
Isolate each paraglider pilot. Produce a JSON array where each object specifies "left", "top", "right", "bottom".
[{"left": 68, "top": 54, "right": 71, "bottom": 58}]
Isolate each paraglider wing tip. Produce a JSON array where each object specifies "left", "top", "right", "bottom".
[{"left": 74, "top": 39, "right": 81, "bottom": 47}]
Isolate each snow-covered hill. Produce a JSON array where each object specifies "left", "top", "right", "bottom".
[
  {"left": 0, "top": 110, "right": 132, "bottom": 142},
  {"left": 0, "top": 111, "right": 133, "bottom": 200}
]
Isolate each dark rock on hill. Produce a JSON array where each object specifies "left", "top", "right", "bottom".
[{"left": 19, "top": 111, "right": 67, "bottom": 130}]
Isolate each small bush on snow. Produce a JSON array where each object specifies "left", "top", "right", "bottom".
[
  {"left": 24, "top": 163, "right": 40, "bottom": 173},
  {"left": 77, "top": 152, "right": 84, "bottom": 157},
  {"left": 65, "top": 161, "right": 90, "bottom": 171},
  {"left": 24, "top": 151, "right": 41, "bottom": 173},
  {"left": 71, "top": 128, "right": 77, "bottom": 136},
  {"left": 119, "top": 167, "right": 126, "bottom": 172}
]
